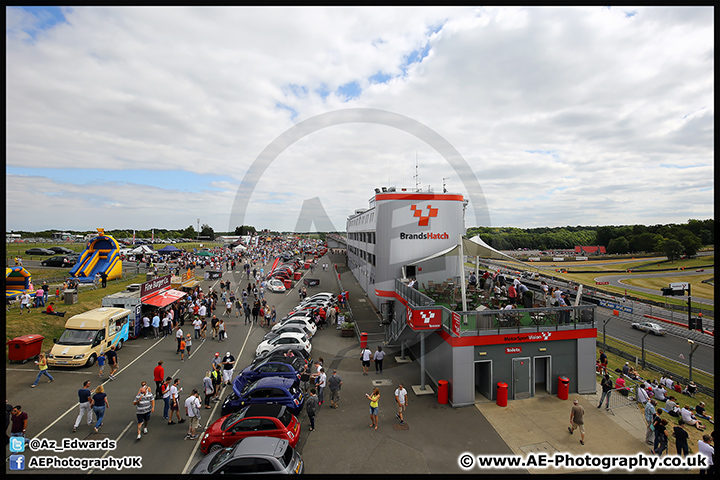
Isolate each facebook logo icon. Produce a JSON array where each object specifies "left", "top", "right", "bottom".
[
  {"left": 10, "top": 454, "right": 25, "bottom": 470},
  {"left": 9, "top": 435, "right": 25, "bottom": 452}
]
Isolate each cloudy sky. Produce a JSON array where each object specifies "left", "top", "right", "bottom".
[{"left": 6, "top": 6, "right": 714, "bottom": 234}]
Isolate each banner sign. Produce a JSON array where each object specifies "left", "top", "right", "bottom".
[
  {"left": 505, "top": 347, "right": 522, "bottom": 354},
  {"left": 552, "top": 257, "right": 565, "bottom": 262},
  {"left": 141, "top": 275, "right": 171, "bottom": 298},
  {"left": 575, "top": 256, "right": 588, "bottom": 261},
  {"left": 452, "top": 311, "right": 461, "bottom": 337},
  {"left": 596, "top": 281, "right": 609, "bottom": 285},
  {"left": 406, "top": 305, "right": 442, "bottom": 330},
  {"left": 598, "top": 299, "right": 633, "bottom": 313}
]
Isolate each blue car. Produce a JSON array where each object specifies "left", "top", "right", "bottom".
[
  {"left": 222, "top": 377, "right": 304, "bottom": 417},
  {"left": 234, "top": 357, "right": 305, "bottom": 392}
]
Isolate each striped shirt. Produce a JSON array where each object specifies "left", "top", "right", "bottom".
[{"left": 135, "top": 391, "right": 154, "bottom": 414}]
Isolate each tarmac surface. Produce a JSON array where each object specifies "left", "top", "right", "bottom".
[{"left": 4, "top": 250, "right": 700, "bottom": 475}]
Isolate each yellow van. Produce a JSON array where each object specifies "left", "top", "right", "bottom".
[{"left": 47, "top": 307, "right": 131, "bottom": 368}]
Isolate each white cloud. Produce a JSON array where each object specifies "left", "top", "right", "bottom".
[{"left": 5, "top": 6, "right": 714, "bottom": 232}]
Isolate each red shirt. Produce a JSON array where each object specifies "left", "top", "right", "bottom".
[
  {"left": 153, "top": 365, "right": 164, "bottom": 382},
  {"left": 46, "top": 305, "right": 55, "bottom": 314}
]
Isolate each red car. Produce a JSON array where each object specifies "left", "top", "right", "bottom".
[{"left": 200, "top": 404, "right": 300, "bottom": 454}]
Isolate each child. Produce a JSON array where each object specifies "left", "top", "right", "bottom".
[
  {"left": 55, "top": 287, "right": 61, "bottom": 300},
  {"left": 179, "top": 337, "right": 186, "bottom": 362},
  {"left": 97, "top": 351, "right": 106, "bottom": 377}
]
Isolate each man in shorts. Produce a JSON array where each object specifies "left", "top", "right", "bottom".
[
  {"left": 568, "top": 398, "right": 586, "bottom": 445},
  {"left": 184, "top": 389, "right": 202, "bottom": 440},
  {"left": 133, "top": 383, "right": 155, "bottom": 440},
  {"left": 395, "top": 383, "right": 408, "bottom": 425},
  {"left": 106, "top": 345, "right": 119, "bottom": 380}
]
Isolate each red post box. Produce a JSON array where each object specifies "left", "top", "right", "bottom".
[
  {"left": 283, "top": 279, "right": 293, "bottom": 290},
  {"left": 7, "top": 334, "right": 45, "bottom": 363},
  {"left": 438, "top": 380, "right": 449, "bottom": 404},
  {"left": 496, "top": 382, "right": 508, "bottom": 407},
  {"left": 558, "top": 376, "right": 570, "bottom": 400},
  {"left": 293, "top": 271, "right": 302, "bottom": 281},
  {"left": 360, "top": 332, "right": 368, "bottom": 349},
  {"left": 304, "top": 262, "right": 310, "bottom": 269}
]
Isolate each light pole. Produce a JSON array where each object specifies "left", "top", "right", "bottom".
[
  {"left": 640, "top": 331, "right": 650, "bottom": 370},
  {"left": 602, "top": 317, "right": 611, "bottom": 348},
  {"left": 687, "top": 339, "right": 699, "bottom": 382}
]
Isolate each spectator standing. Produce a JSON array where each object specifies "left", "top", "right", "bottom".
[
  {"left": 673, "top": 419, "right": 690, "bottom": 458},
  {"left": 10, "top": 405, "right": 28, "bottom": 443},
  {"left": 315, "top": 368, "right": 326, "bottom": 406},
  {"left": 179, "top": 337, "right": 186, "bottom": 362},
  {"left": 222, "top": 352, "right": 235, "bottom": 386},
  {"left": 161, "top": 377, "right": 172, "bottom": 420},
  {"left": 697, "top": 434, "right": 714, "bottom": 475},
  {"left": 19, "top": 292, "right": 31, "bottom": 314},
  {"left": 328, "top": 370, "right": 343, "bottom": 409},
  {"left": 568, "top": 399, "right": 586, "bottom": 445},
  {"left": 644, "top": 399, "right": 657, "bottom": 445},
  {"left": 90, "top": 385, "right": 109, "bottom": 433},
  {"left": 161, "top": 314, "right": 170, "bottom": 338},
  {"left": 142, "top": 315, "right": 150, "bottom": 339},
  {"left": 72, "top": 380, "right": 93, "bottom": 432},
  {"left": 184, "top": 390, "right": 202, "bottom": 440},
  {"left": 366, "top": 388, "right": 380, "bottom": 430},
  {"left": 217, "top": 319, "right": 226, "bottom": 342},
  {"left": 185, "top": 334, "right": 193, "bottom": 358},
  {"left": 652, "top": 419, "right": 669, "bottom": 456},
  {"left": 395, "top": 383, "right": 408, "bottom": 425},
  {"left": 153, "top": 361, "right": 164, "bottom": 399},
  {"left": 30, "top": 353, "right": 54, "bottom": 388},
  {"left": 152, "top": 312, "right": 161, "bottom": 339},
  {"left": 597, "top": 374, "right": 612, "bottom": 410},
  {"left": 175, "top": 326, "right": 184, "bottom": 353},
  {"left": 133, "top": 383, "right": 155, "bottom": 440},
  {"left": 168, "top": 379, "right": 185, "bottom": 425},
  {"left": 306, "top": 388, "right": 318, "bottom": 432},
  {"left": 203, "top": 372, "right": 214, "bottom": 409}
]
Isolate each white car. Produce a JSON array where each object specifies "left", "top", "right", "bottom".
[
  {"left": 266, "top": 278, "right": 286, "bottom": 293},
  {"left": 305, "top": 292, "right": 335, "bottom": 302},
  {"left": 631, "top": 322, "right": 666, "bottom": 336},
  {"left": 256, "top": 332, "right": 312, "bottom": 357},
  {"left": 272, "top": 317, "right": 317, "bottom": 337}
]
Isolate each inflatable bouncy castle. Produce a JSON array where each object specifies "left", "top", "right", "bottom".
[
  {"left": 6, "top": 266, "right": 39, "bottom": 301},
  {"left": 69, "top": 228, "right": 123, "bottom": 283}
]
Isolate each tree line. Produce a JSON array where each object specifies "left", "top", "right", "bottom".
[{"left": 467, "top": 219, "right": 714, "bottom": 260}]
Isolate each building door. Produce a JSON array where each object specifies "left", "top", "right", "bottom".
[
  {"left": 474, "top": 360, "right": 492, "bottom": 402},
  {"left": 512, "top": 357, "right": 531, "bottom": 399},
  {"left": 532, "top": 355, "right": 551, "bottom": 396}
]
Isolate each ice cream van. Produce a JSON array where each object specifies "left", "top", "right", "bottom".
[{"left": 47, "top": 307, "right": 131, "bottom": 368}]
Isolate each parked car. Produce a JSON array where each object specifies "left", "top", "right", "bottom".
[
  {"left": 272, "top": 317, "right": 317, "bottom": 337},
  {"left": 256, "top": 332, "right": 311, "bottom": 358},
  {"left": 631, "top": 322, "right": 666, "bottom": 336},
  {"left": 234, "top": 357, "right": 305, "bottom": 392},
  {"left": 40, "top": 255, "right": 77, "bottom": 267},
  {"left": 266, "top": 278, "right": 287, "bottom": 293},
  {"left": 264, "top": 324, "right": 313, "bottom": 342},
  {"left": 221, "top": 377, "right": 304, "bottom": 416},
  {"left": 191, "top": 436, "right": 303, "bottom": 475},
  {"left": 25, "top": 247, "right": 55, "bottom": 256},
  {"left": 251, "top": 348, "right": 310, "bottom": 369},
  {"left": 200, "top": 404, "right": 301, "bottom": 454},
  {"left": 48, "top": 246, "right": 74, "bottom": 255}
]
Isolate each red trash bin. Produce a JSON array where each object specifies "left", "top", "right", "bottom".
[
  {"left": 438, "top": 380, "right": 449, "bottom": 404},
  {"left": 293, "top": 271, "right": 302, "bottom": 281},
  {"left": 496, "top": 382, "right": 508, "bottom": 407},
  {"left": 360, "top": 332, "right": 368, "bottom": 349},
  {"left": 304, "top": 262, "right": 310, "bottom": 269},
  {"left": 283, "top": 279, "right": 293, "bottom": 290},
  {"left": 558, "top": 376, "right": 570, "bottom": 400},
  {"left": 7, "top": 334, "right": 45, "bottom": 363}
]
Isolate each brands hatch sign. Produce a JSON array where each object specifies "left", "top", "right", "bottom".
[
  {"left": 400, "top": 204, "right": 449, "bottom": 240},
  {"left": 406, "top": 306, "right": 442, "bottom": 330}
]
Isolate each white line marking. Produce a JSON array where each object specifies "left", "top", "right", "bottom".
[{"left": 87, "top": 421, "right": 134, "bottom": 474}]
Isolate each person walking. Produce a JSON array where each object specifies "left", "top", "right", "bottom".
[
  {"left": 222, "top": 352, "right": 235, "bottom": 386},
  {"left": 328, "top": 370, "right": 343, "bottom": 409},
  {"left": 373, "top": 346, "right": 385, "bottom": 374},
  {"left": 184, "top": 389, "right": 202, "bottom": 440},
  {"left": 10, "top": 405, "right": 28, "bottom": 443},
  {"left": 168, "top": 379, "right": 184, "bottom": 425},
  {"left": 673, "top": 419, "right": 690, "bottom": 459},
  {"left": 72, "top": 380, "right": 93, "bottom": 432},
  {"left": 315, "top": 368, "right": 326, "bottom": 407},
  {"left": 361, "top": 346, "right": 372, "bottom": 376},
  {"left": 152, "top": 312, "right": 161, "bottom": 339},
  {"left": 185, "top": 334, "right": 193, "bottom": 358},
  {"left": 243, "top": 303, "right": 251, "bottom": 325},
  {"left": 90, "top": 385, "right": 109, "bottom": 433},
  {"left": 106, "top": 345, "right": 119, "bottom": 380},
  {"left": 395, "top": 383, "right": 408, "bottom": 425},
  {"left": 652, "top": 418, "right": 669, "bottom": 456},
  {"left": 161, "top": 377, "right": 172, "bottom": 421},
  {"left": 366, "top": 388, "right": 380, "bottom": 430},
  {"left": 203, "top": 372, "right": 214, "bottom": 409},
  {"left": 153, "top": 361, "right": 165, "bottom": 399},
  {"left": 217, "top": 319, "right": 226, "bottom": 342},
  {"left": 597, "top": 374, "right": 612, "bottom": 410},
  {"left": 568, "top": 398, "right": 586, "bottom": 445},
  {"left": 211, "top": 364, "right": 223, "bottom": 403},
  {"left": 31, "top": 353, "right": 54, "bottom": 387},
  {"left": 97, "top": 351, "right": 106, "bottom": 377},
  {"left": 306, "top": 388, "right": 319, "bottom": 432},
  {"left": 133, "top": 383, "right": 155, "bottom": 440},
  {"left": 176, "top": 325, "right": 184, "bottom": 353},
  {"left": 179, "top": 337, "right": 187, "bottom": 362}
]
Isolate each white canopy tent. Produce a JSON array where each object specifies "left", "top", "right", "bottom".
[
  {"left": 130, "top": 245, "right": 154, "bottom": 254},
  {"left": 407, "top": 235, "right": 538, "bottom": 311}
]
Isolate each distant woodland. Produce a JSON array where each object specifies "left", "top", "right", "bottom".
[{"left": 467, "top": 219, "right": 714, "bottom": 259}]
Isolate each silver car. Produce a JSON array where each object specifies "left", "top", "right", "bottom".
[
  {"left": 190, "top": 436, "right": 303, "bottom": 475},
  {"left": 631, "top": 322, "right": 666, "bottom": 336}
]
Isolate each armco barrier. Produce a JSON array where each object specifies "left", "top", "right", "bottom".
[{"left": 643, "top": 314, "right": 714, "bottom": 336}]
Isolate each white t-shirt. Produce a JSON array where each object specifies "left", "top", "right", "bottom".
[
  {"left": 395, "top": 387, "right": 408, "bottom": 404},
  {"left": 697, "top": 440, "right": 714, "bottom": 466},
  {"left": 176, "top": 328, "right": 183, "bottom": 339},
  {"left": 193, "top": 318, "right": 202, "bottom": 330},
  {"left": 185, "top": 395, "right": 201, "bottom": 417},
  {"left": 143, "top": 316, "right": 150, "bottom": 328},
  {"left": 198, "top": 305, "right": 207, "bottom": 317},
  {"left": 362, "top": 349, "right": 372, "bottom": 361},
  {"left": 170, "top": 384, "right": 180, "bottom": 402}
]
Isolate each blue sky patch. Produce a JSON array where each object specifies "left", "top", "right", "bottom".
[
  {"left": 12, "top": 6, "right": 69, "bottom": 40},
  {"left": 275, "top": 102, "right": 299, "bottom": 120},
  {"left": 337, "top": 81, "right": 362, "bottom": 100}
]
